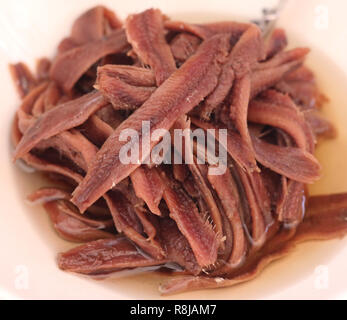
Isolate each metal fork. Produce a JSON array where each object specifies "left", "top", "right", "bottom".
[{"left": 252, "top": 0, "right": 288, "bottom": 37}]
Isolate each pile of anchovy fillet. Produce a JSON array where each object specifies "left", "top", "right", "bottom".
[{"left": 10, "top": 6, "right": 347, "bottom": 295}]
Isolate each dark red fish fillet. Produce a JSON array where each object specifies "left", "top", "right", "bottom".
[
  {"left": 174, "top": 116, "right": 224, "bottom": 239},
  {"left": 97, "top": 65, "right": 156, "bottom": 87},
  {"left": 43, "top": 201, "right": 115, "bottom": 243},
  {"left": 248, "top": 96, "right": 315, "bottom": 152},
  {"left": 251, "top": 59, "right": 305, "bottom": 98},
  {"left": 201, "top": 26, "right": 263, "bottom": 126},
  {"left": 172, "top": 164, "right": 189, "bottom": 183},
  {"left": 12, "top": 114, "right": 84, "bottom": 184},
  {"left": 43, "top": 82, "right": 61, "bottom": 112},
  {"left": 296, "top": 193, "right": 347, "bottom": 242},
  {"left": 70, "top": 6, "right": 122, "bottom": 45},
  {"left": 229, "top": 24, "right": 265, "bottom": 77},
  {"left": 17, "top": 81, "right": 49, "bottom": 116},
  {"left": 130, "top": 166, "right": 164, "bottom": 216},
  {"left": 48, "top": 199, "right": 114, "bottom": 229},
  {"left": 191, "top": 118, "right": 257, "bottom": 172},
  {"left": 264, "top": 28, "right": 288, "bottom": 59},
  {"left": 229, "top": 74, "right": 253, "bottom": 147},
  {"left": 276, "top": 80, "right": 325, "bottom": 110},
  {"left": 58, "top": 237, "right": 167, "bottom": 275},
  {"left": 279, "top": 181, "right": 305, "bottom": 225},
  {"left": 14, "top": 91, "right": 107, "bottom": 160},
  {"left": 208, "top": 170, "right": 248, "bottom": 270},
  {"left": 198, "top": 61, "right": 234, "bottom": 120},
  {"left": 254, "top": 48, "right": 309, "bottom": 71},
  {"left": 36, "top": 58, "right": 51, "bottom": 82},
  {"left": 51, "top": 29, "right": 130, "bottom": 92},
  {"left": 125, "top": 9, "right": 176, "bottom": 86},
  {"left": 305, "top": 193, "right": 347, "bottom": 217},
  {"left": 9, "top": 63, "right": 37, "bottom": 98},
  {"left": 27, "top": 188, "right": 71, "bottom": 204},
  {"left": 96, "top": 104, "right": 125, "bottom": 129},
  {"left": 135, "top": 207, "right": 158, "bottom": 241},
  {"left": 251, "top": 134, "right": 321, "bottom": 183},
  {"left": 161, "top": 175, "right": 219, "bottom": 268},
  {"left": 235, "top": 166, "right": 268, "bottom": 247},
  {"left": 164, "top": 20, "right": 250, "bottom": 42},
  {"left": 80, "top": 115, "right": 114, "bottom": 147},
  {"left": 104, "top": 192, "right": 165, "bottom": 259},
  {"left": 159, "top": 218, "right": 201, "bottom": 275},
  {"left": 36, "top": 129, "right": 99, "bottom": 171},
  {"left": 247, "top": 169, "right": 272, "bottom": 224},
  {"left": 170, "top": 33, "right": 201, "bottom": 63},
  {"left": 31, "top": 92, "right": 45, "bottom": 117},
  {"left": 96, "top": 67, "right": 156, "bottom": 110}
]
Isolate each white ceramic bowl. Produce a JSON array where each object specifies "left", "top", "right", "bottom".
[{"left": 0, "top": 0, "right": 346, "bottom": 300}]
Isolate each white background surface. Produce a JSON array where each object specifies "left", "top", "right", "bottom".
[{"left": 0, "top": 0, "right": 346, "bottom": 300}]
